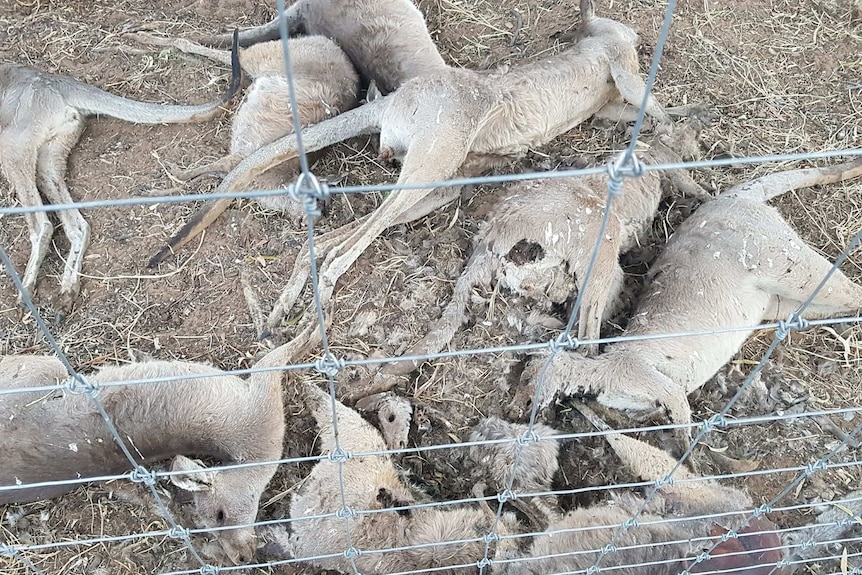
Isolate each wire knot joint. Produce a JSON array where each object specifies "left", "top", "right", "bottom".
[
  {"left": 314, "top": 353, "right": 345, "bottom": 377},
  {"left": 129, "top": 465, "right": 158, "bottom": 486},
  {"left": 66, "top": 373, "right": 99, "bottom": 397}
]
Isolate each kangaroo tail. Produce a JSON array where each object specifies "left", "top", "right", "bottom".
[
  {"left": 723, "top": 157, "right": 862, "bottom": 203},
  {"left": 69, "top": 30, "right": 241, "bottom": 124},
  {"left": 574, "top": 402, "right": 698, "bottom": 482},
  {"left": 148, "top": 97, "right": 386, "bottom": 267},
  {"left": 200, "top": 5, "right": 303, "bottom": 48}
]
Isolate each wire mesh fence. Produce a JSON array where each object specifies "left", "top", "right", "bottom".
[{"left": 1, "top": 0, "right": 861, "bottom": 574}]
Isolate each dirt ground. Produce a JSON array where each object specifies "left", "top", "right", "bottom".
[{"left": 1, "top": 0, "right": 861, "bottom": 573}]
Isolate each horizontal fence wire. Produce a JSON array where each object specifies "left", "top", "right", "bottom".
[
  {"left": 1, "top": 0, "right": 861, "bottom": 574},
  {"left": 0, "top": 148, "right": 860, "bottom": 216}
]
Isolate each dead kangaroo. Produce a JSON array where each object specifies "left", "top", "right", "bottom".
[
  {"left": 520, "top": 158, "right": 862, "bottom": 430},
  {"left": 147, "top": 0, "right": 447, "bottom": 267},
  {"left": 268, "top": 380, "right": 513, "bottom": 574},
  {"left": 0, "top": 344, "right": 287, "bottom": 565},
  {"left": 125, "top": 33, "right": 359, "bottom": 222},
  {"left": 368, "top": 120, "right": 707, "bottom": 392},
  {"left": 0, "top": 34, "right": 240, "bottom": 313},
  {"left": 200, "top": 0, "right": 447, "bottom": 95},
  {"left": 151, "top": 0, "right": 674, "bottom": 348},
  {"left": 491, "top": 403, "right": 791, "bottom": 575}
]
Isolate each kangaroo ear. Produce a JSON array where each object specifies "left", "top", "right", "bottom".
[
  {"left": 169, "top": 455, "right": 215, "bottom": 492},
  {"left": 609, "top": 61, "right": 671, "bottom": 125},
  {"left": 579, "top": 0, "right": 595, "bottom": 23},
  {"left": 365, "top": 79, "right": 384, "bottom": 103}
]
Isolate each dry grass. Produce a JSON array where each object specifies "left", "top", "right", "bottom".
[{"left": 1, "top": 0, "right": 861, "bottom": 573}]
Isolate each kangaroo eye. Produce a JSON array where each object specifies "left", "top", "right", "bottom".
[{"left": 216, "top": 510, "right": 225, "bottom": 525}]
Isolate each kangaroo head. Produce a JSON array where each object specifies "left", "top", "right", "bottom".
[{"left": 170, "top": 455, "right": 268, "bottom": 565}]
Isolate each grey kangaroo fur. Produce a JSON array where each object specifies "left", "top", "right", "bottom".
[
  {"left": 521, "top": 158, "right": 862, "bottom": 431},
  {"left": 148, "top": 0, "right": 447, "bottom": 267},
  {"left": 151, "top": 0, "right": 675, "bottom": 358},
  {"left": 368, "top": 120, "right": 707, "bottom": 393},
  {"left": 125, "top": 32, "right": 359, "bottom": 221},
  {"left": 0, "top": 33, "right": 241, "bottom": 313},
  {"left": 492, "top": 403, "right": 791, "bottom": 575},
  {"left": 468, "top": 417, "right": 562, "bottom": 527},
  {"left": 200, "top": 0, "right": 447, "bottom": 95},
  {"left": 0, "top": 342, "right": 290, "bottom": 565},
  {"left": 269, "top": 380, "right": 515, "bottom": 574}
]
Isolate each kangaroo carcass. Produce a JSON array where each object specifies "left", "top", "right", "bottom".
[
  {"left": 0, "top": 34, "right": 240, "bottom": 313},
  {"left": 147, "top": 0, "right": 448, "bottom": 266},
  {"left": 520, "top": 158, "right": 862, "bottom": 430},
  {"left": 267, "top": 380, "right": 514, "bottom": 574},
  {"left": 366, "top": 119, "right": 707, "bottom": 393},
  {"left": 491, "top": 403, "right": 791, "bottom": 575},
  {"left": 0, "top": 342, "right": 289, "bottom": 564},
  {"left": 200, "top": 0, "right": 447, "bottom": 95},
  {"left": 150, "top": 0, "right": 674, "bottom": 356},
  {"left": 125, "top": 32, "right": 359, "bottom": 221}
]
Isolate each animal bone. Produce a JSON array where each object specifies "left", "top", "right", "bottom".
[
  {"left": 520, "top": 157, "right": 862, "bottom": 432},
  {"left": 146, "top": 0, "right": 447, "bottom": 267},
  {"left": 277, "top": 380, "right": 514, "bottom": 574},
  {"left": 0, "top": 33, "right": 240, "bottom": 315},
  {"left": 364, "top": 120, "right": 707, "bottom": 396},
  {"left": 199, "top": 0, "right": 447, "bottom": 95},
  {"left": 125, "top": 32, "right": 359, "bottom": 223},
  {"left": 0, "top": 339, "right": 293, "bottom": 565},
  {"left": 151, "top": 0, "right": 673, "bottom": 363},
  {"left": 494, "top": 402, "right": 791, "bottom": 575}
]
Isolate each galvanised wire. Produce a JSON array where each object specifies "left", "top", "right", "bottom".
[
  {"left": 494, "top": 532, "right": 862, "bottom": 568},
  {"left": 577, "top": 227, "right": 862, "bottom": 575},
  {"left": 6, "top": 399, "right": 858, "bottom": 501},
  {"left": 0, "top": 148, "right": 859, "bottom": 216},
  {"left": 474, "top": 0, "right": 685, "bottom": 565},
  {"left": 160, "top": 524, "right": 862, "bottom": 575},
  {"left": 0, "top": 248, "right": 215, "bottom": 574},
  {"left": 0, "top": 542, "right": 49, "bottom": 575},
  {"left": 275, "top": 0, "right": 312, "bottom": 176},
  {"left": 2, "top": 390, "right": 861, "bottom": 501},
  {"left": 1, "top": 313, "right": 859, "bottom": 399},
  {"left": 492, "top": 534, "right": 862, "bottom": 574},
  {"left": 275, "top": 3, "right": 363, "bottom": 572},
  {"left": 679, "top": 418, "right": 862, "bottom": 575},
  {"left": 1, "top": 0, "right": 860, "bottom": 572},
  {"left": 5, "top": 476, "right": 861, "bottom": 558}
]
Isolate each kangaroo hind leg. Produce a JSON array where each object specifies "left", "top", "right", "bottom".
[
  {"left": 759, "top": 228, "right": 862, "bottom": 320},
  {"left": 1, "top": 132, "right": 51, "bottom": 303},
  {"left": 34, "top": 116, "right": 88, "bottom": 314},
  {"left": 572, "top": 235, "right": 624, "bottom": 357}
]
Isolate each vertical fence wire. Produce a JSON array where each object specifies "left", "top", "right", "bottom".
[
  {"left": 1, "top": 0, "right": 861, "bottom": 573},
  {"left": 475, "top": 0, "right": 682, "bottom": 570},
  {"left": 276, "top": 2, "right": 361, "bottom": 574},
  {"left": 0, "top": 249, "right": 216, "bottom": 575}
]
